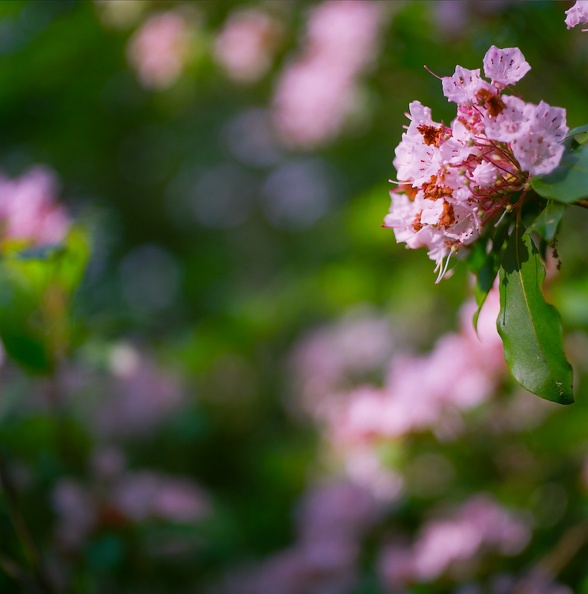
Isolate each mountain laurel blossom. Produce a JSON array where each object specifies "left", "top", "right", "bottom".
[
  {"left": 383, "top": 46, "right": 568, "bottom": 282},
  {"left": 565, "top": 1, "right": 588, "bottom": 30}
]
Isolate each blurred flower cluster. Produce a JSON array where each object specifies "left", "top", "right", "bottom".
[
  {"left": 224, "top": 480, "right": 382, "bottom": 594},
  {"left": 271, "top": 0, "right": 386, "bottom": 149},
  {"left": 126, "top": 9, "right": 193, "bottom": 90},
  {"left": 379, "top": 495, "right": 530, "bottom": 587},
  {"left": 214, "top": 8, "right": 282, "bottom": 84},
  {"left": 0, "top": 165, "right": 69, "bottom": 248}
]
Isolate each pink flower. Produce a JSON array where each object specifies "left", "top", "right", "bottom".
[
  {"left": 271, "top": 0, "right": 384, "bottom": 148},
  {"left": 565, "top": 1, "right": 588, "bottom": 29},
  {"left": 512, "top": 102, "right": 568, "bottom": 175},
  {"left": 322, "top": 289, "right": 505, "bottom": 445},
  {"left": 379, "top": 495, "right": 530, "bottom": 586},
  {"left": 533, "top": 100, "right": 568, "bottom": 142},
  {"left": 127, "top": 11, "right": 191, "bottom": 89},
  {"left": 224, "top": 481, "right": 382, "bottom": 594},
  {"left": 0, "top": 166, "right": 69, "bottom": 246},
  {"left": 385, "top": 46, "right": 567, "bottom": 279},
  {"left": 227, "top": 546, "right": 357, "bottom": 594},
  {"left": 214, "top": 9, "right": 281, "bottom": 83},
  {"left": 470, "top": 161, "right": 499, "bottom": 186},
  {"left": 412, "top": 496, "right": 530, "bottom": 580},
  {"left": 442, "top": 66, "right": 492, "bottom": 105},
  {"left": 52, "top": 480, "right": 96, "bottom": 549},
  {"left": 296, "top": 481, "right": 381, "bottom": 542},
  {"left": 52, "top": 450, "right": 211, "bottom": 552},
  {"left": 112, "top": 472, "right": 210, "bottom": 522},
  {"left": 483, "top": 94, "right": 533, "bottom": 142},
  {"left": 483, "top": 45, "right": 531, "bottom": 88},
  {"left": 393, "top": 101, "right": 444, "bottom": 186},
  {"left": 94, "top": 345, "right": 185, "bottom": 437},
  {"left": 289, "top": 306, "right": 395, "bottom": 415}
]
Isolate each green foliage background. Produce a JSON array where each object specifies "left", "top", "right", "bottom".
[{"left": 2, "top": 1, "right": 588, "bottom": 593}]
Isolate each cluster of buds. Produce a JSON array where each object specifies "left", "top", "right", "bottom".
[{"left": 383, "top": 46, "right": 568, "bottom": 281}]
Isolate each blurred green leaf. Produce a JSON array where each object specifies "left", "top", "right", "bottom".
[
  {"left": 0, "top": 228, "right": 89, "bottom": 372},
  {"left": 497, "top": 222, "right": 573, "bottom": 404}
]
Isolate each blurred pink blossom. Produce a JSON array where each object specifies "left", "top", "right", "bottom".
[
  {"left": 325, "top": 289, "right": 505, "bottom": 445},
  {"left": 271, "top": 0, "right": 385, "bottom": 148},
  {"left": 289, "top": 291, "right": 505, "bottom": 498},
  {"left": 93, "top": 344, "right": 184, "bottom": 437},
  {"left": 52, "top": 480, "right": 96, "bottom": 549},
  {"left": 226, "top": 480, "right": 381, "bottom": 594},
  {"left": 52, "top": 449, "right": 210, "bottom": 552},
  {"left": 411, "top": 495, "right": 529, "bottom": 578},
  {"left": 214, "top": 9, "right": 281, "bottom": 83},
  {"left": 0, "top": 166, "right": 69, "bottom": 246},
  {"left": 290, "top": 307, "right": 395, "bottom": 416},
  {"left": 379, "top": 495, "right": 530, "bottom": 587},
  {"left": 227, "top": 545, "right": 357, "bottom": 594},
  {"left": 296, "top": 480, "right": 382, "bottom": 542},
  {"left": 342, "top": 443, "right": 404, "bottom": 501},
  {"left": 111, "top": 471, "right": 210, "bottom": 522},
  {"left": 127, "top": 11, "right": 191, "bottom": 89}
]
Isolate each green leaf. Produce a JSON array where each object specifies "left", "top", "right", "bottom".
[
  {"left": 525, "top": 200, "right": 566, "bottom": 243},
  {"left": 466, "top": 224, "right": 509, "bottom": 330},
  {"left": 565, "top": 124, "right": 588, "bottom": 140},
  {"left": 497, "top": 221, "right": 573, "bottom": 404},
  {"left": 0, "top": 260, "right": 55, "bottom": 372},
  {"left": 0, "top": 228, "right": 90, "bottom": 372},
  {"left": 565, "top": 124, "right": 588, "bottom": 139},
  {"left": 530, "top": 144, "right": 588, "bottom": 204}
]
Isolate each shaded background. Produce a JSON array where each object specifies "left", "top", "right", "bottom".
[{"left": 2, "top": 1, "right": 588, "bottom": 593}]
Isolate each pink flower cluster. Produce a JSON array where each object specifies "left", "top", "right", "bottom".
[
  {"left": 384, "top": 46, "right": 568, "bottom": 281},
  {"left": 288, "top": 292, "right": 505, "bottom": 499},
  {"left": 0, "top": 166, "right": 69, "bottom": 247},
  {"left": 127, "top": 10, "right": 191, "bottom": 90},
  {"left": 289, "top": 307, "right": 395, "bottom": 417},
  {"left": 214, "top": 9, "right": 281, "bottom": 83},
  {"left": 69, "top": 344, "right": 185, "bottom": 439},
  {"left": 271, "top": 0, "right": 384, "bottom": 149},
  {"left": 565, "top": 1, "right": 588, "bottom": 29},
  {"left": 52, "top": 448, "right": 210, "bottom": 551},
  {"left": 224, "top": 481, "right": 382, "bottom": 594},
  {"left": 379, "top": 495, "right": 530, "bottom": 586},
  {"left": 325, "top": 289, "right": 505, "bottom": 448}
]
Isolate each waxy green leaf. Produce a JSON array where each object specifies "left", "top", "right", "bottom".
[
  {"left": 497, "top": 223, "right": 573, "bottom": 404},
  {"left": 565, "top": 124, "right": 588, "bottom": 141},
  {"left": 525, "top": 200, "right": 566, "bottom": 243},
  {"left": 530, "top": 144, "right": 588, "bottom": 204}
]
